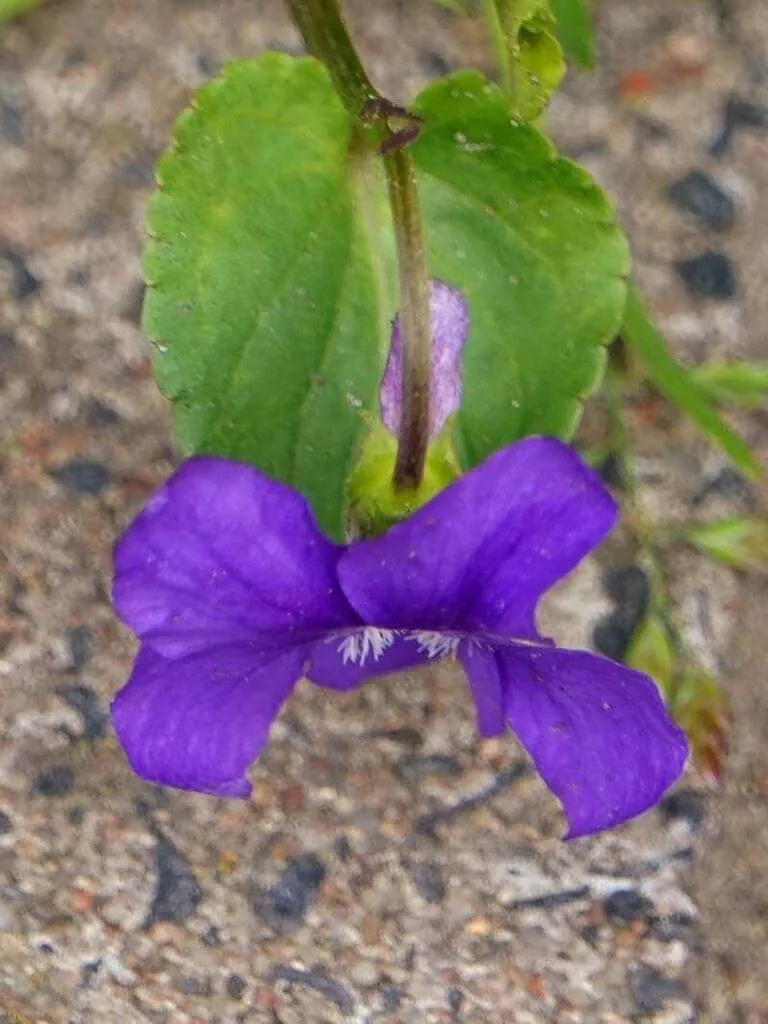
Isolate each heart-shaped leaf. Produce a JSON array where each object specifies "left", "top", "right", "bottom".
[
  {"left": 142, "top": 55, "right": 395, "bottom": 540},
  {"left": 410, "top": 71, "right": 629, "bottom": 465}
]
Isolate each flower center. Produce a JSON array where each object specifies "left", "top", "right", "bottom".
[
  {"left": 334, "top": 627, "right": 463, "bottom": 667},
  {"left": 337, "top": 627, "right": 397, "bottom": 666}
]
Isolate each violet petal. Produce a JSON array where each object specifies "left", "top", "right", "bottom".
[
  {"left": 380, "top": 280, "right": 468, "bottom": 439},
  {"left": 338, "top": 438, "right": 617, "bottom": 638},
  {"left": 501, "top": 645, "right": 688, "bottom": 838},
  {"left": 113, "top": 456, "right": 358, "bottom": 657},
  {"left": 459, "top": 641, "right": 506, "bottom": 737},
  {"left": 112, "top": 641, "right": 306, "bottom": 796}
]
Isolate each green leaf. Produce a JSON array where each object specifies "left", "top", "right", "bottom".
[
  {"left": 670, "top": 664, "right": 729, "bottom": 782},
  {"left": 410, "top": 71, "right": 629, "bottom": 464},
  {"left": 627, "top": 609, "right": 729, "bottom": 780},
  {"left": 689, "top": 360, "right": 768, "bottom": 409},
  {"left": 549, "top": 0, "right": 595, "bottom": 69},
  {"left": 143, "top": 55, "right": 395, "bottom": 541},
  {"left": 681, "top": 516, "right": 768, "bottom": 572},
  {"left": 494, "top": 0, "right": 566, "bottom": 119},
  {"left": 622, "top": 287, "right": 761, "bottom": 479},
  {"left": 0, "top": 0, "right": 46, "bottom": 22},
  {"left": 625, "top": 610, "right": 676, "bottom": 695}
]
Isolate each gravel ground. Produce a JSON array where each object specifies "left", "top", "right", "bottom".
[{"left": 0, "top": 0, "right": 766, "bottom": 1021}]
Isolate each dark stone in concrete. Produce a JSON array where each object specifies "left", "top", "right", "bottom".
[
  {"left": 51, "top": 459, "right": 110, "bottom": 496},
  {"left": 629, "top": 962, "right": 688, "bottom": 1013},
  {"left": 668, "top": 171, "right": 735, "bottom": 229},
  {"left": 675, "top": 250, "right": 735, "bottom": 299},
  {"left": 403, "top": 859, "right": 446, "bottom": 904},
  {"left": 32, "top": 766, "right": 75, "bottom": 797},
  {"left": 145, "top": 832, "right": 203, "bottom": 927},
  {"left": 603, "top": 888, "right": 655, "bottom": 925},
  {"left": 57, "top": 684, "right": 108, "bottom": 741},
  {"left": 659, "top": 788, "right": 706, "bottom": 829},
  {"left": 272, "top": 965, "right": 354, "bottom": 1014},
  {"left": 226, "top": 973, "right": 247, "bottom": 1000},
  {"left": 258, "top": 854, "right": 326, "bottom": 930},
  {"left": 67, "top": 626, "right": 92, "bottom": 671},
  {"left": 396, "top": 753, "right": 461, "bottom": 784},
  {"left": 1, "top": 247, "right": 40, "bottom": 300},
  {"left": 84, "top": 398, "right": 121, "bottom": 427},
  {"left": 593, "top": 614, "right": 635, "bottom": 661},
  {"left": 0, "top": 100, "right": 24, "bottom": 145}
]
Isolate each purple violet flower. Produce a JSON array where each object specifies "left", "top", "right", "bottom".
[{"left": 111, "top": 437, "right": 688, "bottom": 838}]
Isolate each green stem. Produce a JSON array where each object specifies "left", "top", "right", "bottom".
[
  {"left": 286, "top": 0, "right": 432, "bottom": 489},
  {"left": 284, "top": 0, "right": 377, "bottom": 114},
  {"left": 481, "top": 0, "right": 514, "bottom": 97},
  {"left": 384, "top": 148, "right": 432, "bottom": 491}
]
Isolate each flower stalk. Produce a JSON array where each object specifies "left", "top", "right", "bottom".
[
  {"left": 283, "top": 0, "right": 376, "bottom": 114},
  {"left": 285, "top": 0, "right": 433, "bottom": 491},
  {"left": 384, "top": 148, "right": 432, "bottom": 490}
]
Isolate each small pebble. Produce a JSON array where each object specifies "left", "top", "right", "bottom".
[
  {"left": 57, "top": 684, "right": 108, "bottom": 741},
  {"left": 675, "top": 251, "right": 735, "bottom": 300},
  {"left": 420, "top": 50, "right": 452, "bottom": 76},
  {"left": 67, "top": 625, "right": 92, "bottom": 670},
  {"left": 0, "top": 99, "right": 24, "bottom": 145},
  {"left": 668, "top": 171, "right": 735, "bottom": 229},
  {"left": 177, "top": 974, "right": 212, "bottom": 997},
  {"left": 272, "top": 965, "right": 354, "bottom": 1014},
  {"left": 379, "top": 981, "right": 403, "bottom": 1012},
  {"left": 648, "top": 912, "right": 700, "bottom": 946},
  {"left": 32, "top": 765, "right": 75, "bottom": 797},
  {"left": 659, "top": 788, "right": 706, "bottom": 829},
  {"left": 403, "top": 859, "right": 446, "bottom": 904},
  {"left": 603, "top": 889, "right": 654, "bottom": 925},
  {"left": 0, "top": 248, "right": 40, "bottom": 300},
  {"left": 145, "top": 832, "right": 203, "bottom": 927},
  {"left": 78, "top": 960, "right": 101, "bottom": 990},
  {"left": 202, "top": 925, "right": 223, "bottom": 947},
  {"left": 592, "top": 614, "right": 635, "bottom": 661},
  {"left": 597, "top": 451, "right": 627, "bottom": 490},
  {"left": 396, "top": 753, "right": 461, "bottom": 783},
  {"left": 84, "top": 398, "right": 121, "bottom": 427},
  {"left": 226, "top": 973, "right": 247, "bottom": 1000},
  {"left": 628, "top": 963, "right": 687, "bottom": 1013},
  {"left": 257, "top": 854, "right": 326, "bottom": 930},
  {"left": 51, "top": 459, "right": 110, "bottom": 496},
  {"left": 711, "top": 95, "right": 768, "bottom": 155},
  {"left": 603, "top": 565, "right": 651, "bottom": 619},
  {"left": 725, "top": 95, "right": 767, "bottom": 130}
]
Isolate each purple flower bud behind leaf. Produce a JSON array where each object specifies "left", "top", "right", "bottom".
[{"left": 380, "top": 280, "right": 468, "bottom": 439}]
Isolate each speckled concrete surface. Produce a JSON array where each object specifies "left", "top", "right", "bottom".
[{"left": 0, "top": 1, "right": 766, "bottom": 1022}]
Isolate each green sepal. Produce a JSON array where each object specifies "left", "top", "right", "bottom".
[
  {"left": 347, "top": 422, "right": 461, "bottom": 537},
  {"left": 625, "top": 610, "right": 676, "bottom": 697}
]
